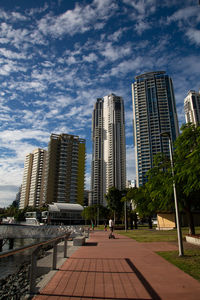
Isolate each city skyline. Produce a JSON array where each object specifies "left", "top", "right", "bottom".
[{"left": 0, "top": 0, "right": 200, "bottom": 207}]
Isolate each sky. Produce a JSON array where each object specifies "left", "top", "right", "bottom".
[{"left": 0, "top": 0, "right": 200, "bottom": 208}]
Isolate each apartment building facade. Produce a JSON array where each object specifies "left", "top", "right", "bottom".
[
  {"left": 44, "top": 133, "right": 85, "bottom": 205},
  {"left": 19, "top": 148, "right": 46, "bottom": 209},
  {"left": 132, "top": 71, "right": 179, "bottom": 186},
  {"left": 184, "top": 90, "right": 200, "bottom": 126},
  {"left": 91, "top": 93, "right": 126, "bottom": 206}
]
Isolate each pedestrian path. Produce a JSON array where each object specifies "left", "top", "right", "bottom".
[{"left": 33, "top": 231, "right": 200, "bottom": 300}]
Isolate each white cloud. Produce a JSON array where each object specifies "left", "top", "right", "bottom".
[
  {"left": 37, "top": 0, "right": 118, "bottom": 37},
  {"left": 123, "top": 0, "right": 156, "bottom": 32},
  {"left": 0, "top": 186, "right": 19, "bottom": 208},
  {"left": 109, "top": 57, "right": 143, "bottom": 76},
  {"left": 0, "top": 129, "right": 50, "bottom": 206},
  {"left": 83, "top": 53, "right": 98, "bottom": 63},
  {"left": 167, "top": 6, "right": 200, "bottom": 23},
  {"left": 26, "top": 3, "right": 49, "bottom": 16},
  {"left": 107, "top": 28, "right": 127, "bottom": 42},
  {"left": 123, "top": 0, "right": 155, "bottom": 14},
  {"left": 135, "top": 20, "right": 151, "bottom": 35},
  {"left": 0, "top": 48, "right": 27, "bottom": 60},
  {"left": 0, "top": 129, "right": 49, "bottom": 144},
  {"left": 186, "top": 28, "right": 200, "bottom": 45},
  {"left": 0, "top": 9, "right": 28, "bottom": 22},
  {"left": 101, "top": 43, "right": 132, "bottom": 61}
]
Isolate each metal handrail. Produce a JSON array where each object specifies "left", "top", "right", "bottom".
[
  {"left": 0, "top": 232, "right": 70, "bottom": 295},
  {"left": 0, "top": 233, "right": 69, "bottom": 258}
]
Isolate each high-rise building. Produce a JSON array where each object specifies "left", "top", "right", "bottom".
[
  {"left": 19, "top": 148, "right": 46, "bottom": 209},
  {"left": 184, "top": 90, "right": 200, "bottom": 126},
  {"left": 91, "top": 93, "right": 126, "bottom": 206},
  {"left": 132, "top": 71, "right": 179, "bottom": 187},
  {"left": 44, "top": 133, "right": 85, "bottom": 205}
]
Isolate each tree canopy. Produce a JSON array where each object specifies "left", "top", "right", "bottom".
[
  {"left": 104, "top": 187, "right": 124, "bottom": 222},
  {"left": 143, "top": 124, "right": 200, "bottom": 234}
]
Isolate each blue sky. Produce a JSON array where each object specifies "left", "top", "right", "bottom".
[{"left": 0, "top": 0, "right": 200, "bottom": 207}]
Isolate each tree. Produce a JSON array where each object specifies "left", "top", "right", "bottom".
[
  {"left": 105, "top": 187, "right": 124, "bottom": 223},
  {"left": 145, "top": 124, "right": 200, "bottom": 234},
  {"left": 173, "top": 124, "right": 200, "bottom": 234},
  {"left": 146, "top": 153, "right": 174, "bottom": 213},
  {"left": 132, "top": 186, "right": 157, "bottom": 229},
  {"left": 125, "top": 187, "right": 139, "bottom": 229},
  {"left": 82, "top": 206, "right": 97, "bottom": 225},
  {"left": 82, "top": 205, "right": 109, "bottom": 225}
]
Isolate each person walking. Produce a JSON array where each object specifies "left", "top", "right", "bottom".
[
  {"left": 104, "top": 222, "right": 107, "bottom": 231},
  {"left": 108, "top": 218, "right": 114, "bottom": 238}
]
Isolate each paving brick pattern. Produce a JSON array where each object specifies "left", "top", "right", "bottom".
[{"left": 33, "top": 231, "right": 200, "bottom": 300}]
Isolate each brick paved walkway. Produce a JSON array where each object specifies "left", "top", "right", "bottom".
[{"left": 33, "top": 231, "right": 200, "bottom": 300}]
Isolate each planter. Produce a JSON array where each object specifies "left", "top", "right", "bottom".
[{"left": 185, "top": 234, "right": 200, "bottom": 246}]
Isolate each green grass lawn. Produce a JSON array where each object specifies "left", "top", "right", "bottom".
[
  {"left": 115, "top": 227, "right": 200, "bottom": 242},
  {"left": 157, "top": 249, "right": 200, "bottom": 282},
  {"left": 116, "top": 227, "right": 200, "bottom": 282}
]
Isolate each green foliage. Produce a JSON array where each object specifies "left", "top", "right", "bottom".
[
  {"left": 142, "top": 124, "right": 200, "bottom": 234},
  {"left": 82, "top": 204, "right": 109, "bottom": 223},
  {"left": 15, "top": 210, "right": 26, "bottom": 222},
  {"left": 104, "top": 187, "right": 124, "bottom": 220},
  {"left": 146, "top": 153, "right": 174, "bottom": 212},
  {"left": 82, "top": 206, "right": 96, "bottom": 222},
  {"left": 174, "top": 124, "right": 200, "bottom": 201}
]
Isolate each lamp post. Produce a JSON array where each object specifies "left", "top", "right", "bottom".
[
  {"left": 161, "top": 132, "right": 184, "bottom": 256},
  {"left": 97, "top": 206, "right": 99, "bottom": 226},
  {"left": 124, "top": 200, "right": 127, "bottom": 232}
]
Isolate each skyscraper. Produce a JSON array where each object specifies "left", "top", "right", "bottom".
[
  {"left": 44, "top": 133, "right": 85, "bottom": 205},
  {"left": 184, "top": 90, "right": 200, "bottom": 126},
  {"left": 132, "top": 71, "right": 179, "bottom": 187},
  {"left": 91, "top": 93, "right": 126, "bottom": 206},
  {"left": 19, "top": 148, "right": 46, "bottom": 209}
]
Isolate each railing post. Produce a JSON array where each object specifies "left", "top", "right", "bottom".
[
  {"left": 0, "top": 239, "right": 3, "bottom": 252},
  {"left": 52, "top": 242, "right": 57, "bottom": 270},
  {"left": 64, "top": 236, "right": 68, "bottom": 258},
  {"left": 9, "top": 238, "right": 14, "bottom": 250},
  {"left": 29, "top": 246, "right": 40, "bottom": 294}
]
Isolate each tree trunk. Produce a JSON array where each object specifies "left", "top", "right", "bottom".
[
  {"left": 133, "top": 213, "right": 138, "bottom": 229},
  {"left": 186, "top": 209, "right": 195, "bottom": 235},
  {"left": 148, "top": 216, "right": 152, "bottom": 229}
]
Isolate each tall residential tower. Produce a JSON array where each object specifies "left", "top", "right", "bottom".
[
  {"left": 91, "top": 94, "right": 126, "bottom": 206},
  {"left": 132, "top": 71, "right": 179, "bottom": 187},
  {"left": 44, "top": 133, "right": 85, "bottom": 205},
  {"left": 184, "top": 90, "right": 200, "bottom": 126},
  {"left": 19, "top": 148, "right": 46, "bottom": 209}
]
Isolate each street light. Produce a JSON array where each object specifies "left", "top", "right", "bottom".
[
  {"left": 160, "top": 132, "right": 184, "bottom": 256},
  {"left": 124, "top": 200, "right": 127, "bottom": 232}
]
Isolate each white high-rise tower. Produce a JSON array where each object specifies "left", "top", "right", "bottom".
[
  {"left": 19, "top": 148, "right": 46, "bottom": 209},
  {"left": 91, "top": 93, "right": 126, "bottom": 206},
  {"left": 184, "top": 90, "right": 200, "bottom": 126}
]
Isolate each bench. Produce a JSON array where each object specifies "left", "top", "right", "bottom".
[{"left": 73, "top": 236, "right": 85, "bottom": 246}]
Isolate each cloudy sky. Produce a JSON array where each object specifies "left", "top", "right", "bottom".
[{"left": 0, "top": 0, "right": 200, "bottom": 207}]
